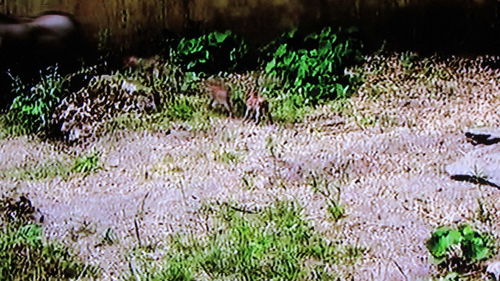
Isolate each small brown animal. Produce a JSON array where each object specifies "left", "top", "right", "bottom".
[
  {"left": 244, "top": 88, "right": 272, "bottom": 124},
  {"left": 122, "top": 55, "right": 160, "bottom": 70},
  {"left": 123, "top": 56, "right": 139, "bottom": 68},
  {"left": 205, "top": 80, "right": 233, "bottom": 117}
]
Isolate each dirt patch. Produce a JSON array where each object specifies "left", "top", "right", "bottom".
[{"left": 1, "top": 53, "right": 498, "bottom": 280}]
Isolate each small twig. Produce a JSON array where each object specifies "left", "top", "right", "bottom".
[
  {"left": 134, "top": 218, "right": 142, "bottom": 248},
  {"left": 392, "top": 259, "right": 408, "bottom": 281},
  {"left": 228, "top": 204, "right": 257, "bottom": 214}
]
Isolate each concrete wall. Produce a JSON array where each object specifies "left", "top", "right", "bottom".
[{"left": 1, "top": 0, "right": 498, "bottom": 53}]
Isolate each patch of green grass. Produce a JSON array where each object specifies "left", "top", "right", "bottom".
[
  {"left": 107, "top": 95, "right": 212, "bottom": 133},
  {"left": 0, "top": 161, "right": 70, "bottom": 181},
  {"left": 72, "top": 151, "right": 101, "bottom": 175},
  {"left": 0, "top": 195, "right": 98, "bottom": 281},
  {"left": 0, "top": 224, "right": 98, "bottom": 281},
  {"left": 0, "top": 151, "right": 102, "bottom": 181},
  {"left": 214, "top": 150, "right": 241, "bottom": 165},
  {"left": 129, "top": 201, "right": 364, "bottom": 281},
  {"left": 271, "top": 95, "right": 311, "bottom": 124}
]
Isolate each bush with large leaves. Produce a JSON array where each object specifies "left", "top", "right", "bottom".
[{"left": 263, "top": 27, "right": 363, "bottom": 105}]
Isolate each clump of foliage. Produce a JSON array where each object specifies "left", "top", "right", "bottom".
[
  {"left": 0, "top": 195, "right": 98, "bottom": 281},
  {"left": 72, "top": 151, "right": 101, "bottom": 175},
  {"left": 129, "top": 201, "right": 364, "bottom": 281},
  {"left": 309, "top": 173, "right": 346, "bottom": 222},
  {"left": 174, "top": 30, "right": 251, "bottom": 74},
  {"left": 262, "top": 27, "right": 363, "bottom": 105},
  {"left": 5, "top": 66, "right": 69, "bottom": 135},
  {"left": 426, "top": 224, "right": 495, "bottom": 275}
]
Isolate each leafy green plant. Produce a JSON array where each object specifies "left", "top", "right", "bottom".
[
  {"left": 263, "top": 27, "right": 363, "bottom": 106},
  {"left": 6, "top": 66, "right": 68, "bottom": 135},
  {"left": 175, "top": 30, "right": 251, "bottom": 74},
  {"left": 399, "top": 51, "right": 418, "bottom": 70},
  {"left": 164, "top": 95, "right": 196, "bottom": 121},
  {"left": 426, "top": 224, "right": 494, "bottom": 273},
  {"left": 72, "top": 151, "right": 101, "bottom": 175},
  {"left": 128, "top": 201, "right": 364, "bottom": 281}
]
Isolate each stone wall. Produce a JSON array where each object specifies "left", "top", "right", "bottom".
[{"left": 1, "top": 0, "right": 498, "bottom": 53}]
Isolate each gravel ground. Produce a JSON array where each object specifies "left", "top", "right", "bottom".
[{"left": 0, "top": 53, "right": 499, "bottom": 280}]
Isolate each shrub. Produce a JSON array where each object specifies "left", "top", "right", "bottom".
[
  {"left": 262, "top": 27, "right": 363, "bottom": 105},
  {"left": 426, "top": 224, "right": 494, "bottom": 274},
  {"left": 6, "top": 66, "right": 68, "bottom": 135},
  {"left": 175, "top": 30, "right": 251, "bottom": 74}
]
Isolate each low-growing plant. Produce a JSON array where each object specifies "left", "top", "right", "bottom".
[
  {"left": 128, "top": 201, "right": 364, "bottom": 281},
  {"left": 6, "top": 66, "right": 69, "bottom": 135},
  {"left": 214, "top": 149, "right": 241, "bottom": 165},
  {"left": 164, "top": 95, "right": 196, "bottom": 121},
  {"left": 72, "top": 151, "right": 101, "bottom": 175},
  {"left": 271, "top": 93, "right": 311, "bottom": 123},
  {"left": 426, "top": 224, "right": 495, "bottom": 275},
  {"left": 309, "top": 172, "right": 346, "bottom": 222}
]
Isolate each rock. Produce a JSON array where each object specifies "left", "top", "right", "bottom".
[
  {"left": 465, "top": 128, "right": 500, "bottom": 145},
  {"left": 487, "top": 261, "right": 500, "bottom": 281},
  {"left": 52, "top": 75, "right": 159, "bottom": 142},
  {"left": 446, "top": 145, "right": 500, "bottom": 188}
]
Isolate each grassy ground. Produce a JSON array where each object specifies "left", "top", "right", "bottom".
[{"left": 0, "top": 53, "right": 498, "bottom": 280}]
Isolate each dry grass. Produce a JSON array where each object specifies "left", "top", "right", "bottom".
[{"left": 0, "top": 53, "right": 498, "bottom": 280}]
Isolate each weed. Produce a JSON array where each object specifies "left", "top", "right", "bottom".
[
  {"left": 427, "top": 224, "right": 495, "bottom": 276},
  {"left": 165, "top": 95, "right": 196, "bottom": 121},
  {"left": 72, "top": 151, "right": 101, "bottom": 175},
  {"left": 399, "top": 51, "right": 418, "bottom": 70},
  {"left": 6, "top": 66, "right": 69, "bottom": 135},
  {"left": 309, "top": 172, "right": 346, "bottom": 222},
  {"left": 214, "top": 150, "right": 241, "bottom": 165},
  {"left": 271, "top": 93, "right": 311, "bottom": 123},
  {"left": 0, "top": 224, "right": 97, "bottom": 280}
]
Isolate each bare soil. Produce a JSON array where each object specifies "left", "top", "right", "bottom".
[{"left": 0, "top": 53, "right": 499, "bottom": 280}]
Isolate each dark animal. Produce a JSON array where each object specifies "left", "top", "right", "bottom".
[
  {"left": 0, "top": 12, "right": 82, "bottom": 64},
  {"left": 0, "top": 11, "right": 84, "bottom": 109}
]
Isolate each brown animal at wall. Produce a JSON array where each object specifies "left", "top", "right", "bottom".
[
  {"left": 244, "top": 88, "right": 272, "bottom": 124},
  {"left": 205, "top": 80, "right": 233, "bottom": 117}
]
